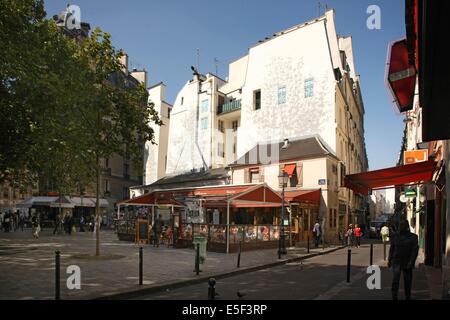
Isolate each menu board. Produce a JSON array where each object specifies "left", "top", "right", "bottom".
[{"left": 136, "top": 219, "right": 149, "bottom": 244}]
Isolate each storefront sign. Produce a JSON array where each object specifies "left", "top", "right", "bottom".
[{"left": 405, "top": 189, "right": 417, "bottom": 198}]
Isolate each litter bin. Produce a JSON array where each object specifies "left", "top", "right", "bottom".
[{"left": 193, "top": 236, "right": 207, "bottom": 264}]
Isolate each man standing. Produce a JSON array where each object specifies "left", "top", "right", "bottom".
[
  {"left": 312, "top": 220, "right": 321, "bottom": 248},
  {"left": 388, "top": 219, "right": 419, "bottom": 300},
  {"left": 153, "top": 214, "right": 163, "bottom": 248}
]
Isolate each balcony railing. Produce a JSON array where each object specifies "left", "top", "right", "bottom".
[{"left": 217, "top": 99, "right": 241, "bottom": 115}]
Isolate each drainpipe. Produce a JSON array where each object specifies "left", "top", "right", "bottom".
[{"left": 194, "top": 75, "right": 208, "bottom": 170}]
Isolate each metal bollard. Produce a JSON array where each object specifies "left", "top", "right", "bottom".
[
  {"left": 139, "top": 247, "right": 143, "bottom": 285},
  {"left": 346, "top": 249, "right": 351, "bottom": 283},
  {"left": 55, "top": 250, "right": 60, "bottom": 300},
  {"left": 237, "top": 241, "right": 242, "bottom": 268},
  {"left": 383, "top": 242, "right": 387, "bottom": 261},
  {"left": 307, "top": 234, "right": 310, "bottom": 253},
  {"left": 370, "top": 243, "right": 373, "bottom": 266},
  {"left": 194, "top": 243, "right": 200, "bottom": 275},
  {"left": 208, "top": 278, "right": 216, "bottom": 300}
]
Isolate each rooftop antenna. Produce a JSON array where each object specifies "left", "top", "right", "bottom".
[
  {"left": 196, "top": 48, "right": 200, "bottom": 74},
  {"left": 214, "top": 57, "right": 224, "bottom": 76}
]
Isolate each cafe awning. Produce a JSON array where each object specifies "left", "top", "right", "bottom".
[
  {"left": 344, "top": 160, "right": 437, "bottom": 196},
  {"left": 284, "top": 189, "right": 321, "bottom": 205}
]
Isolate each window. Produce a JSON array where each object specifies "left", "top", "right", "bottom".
[
  {"left": 104, "top": 158, "right": 109, "bottom": 168},
  {"left": 250, "top": 169, "right": 260, "bottom": 183},
  {"left": 305, "top": 78, "right": 314, "bottom": 98},
  {"left": 201, "top": 99, "right": 209, "bottom": 113},
  {"left": 123, "top": 187, "right": 129, "bottom": 200},
  {"left": 181, "top": 97, "right": 184, "bottom": 105},
  {"left": 278, "top": 86, "right": 286, "bottom": 104},
  {"left": 201, "top": 117, "right": 208, "bottom": 130},
  {"left": 217, "top": 142, "right": 224, "bottom": 158},
  {"left": 104, "top": 180, "right": 110, "bottom": 193},
  {"left": 253, "top": 90, "right": 261, "bottom": 110},
  {"left": 232, "top": 120, "right": 239, "bottom": 132},
  {"left": 167, "top": 108, "right": 171, "bottom": 119},
  {"left": 123, "top": 163, "right": 129, "bottom": 178},
  {"left": 218, "top": 120, "right": 224, "bottom": 133}
]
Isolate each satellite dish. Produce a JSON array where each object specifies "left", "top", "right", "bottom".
[{"left": 399, "top": 194, "right": 407, "bottom": 203}]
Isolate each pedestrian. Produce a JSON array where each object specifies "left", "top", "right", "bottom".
[
  {"left": 19, "top": 211, "right": 25, "bottom": 231},
  {"left": 31, "top": 214, "right": 40, "bottom": 239},
  {"left": 381, "top": 224, "right": 390, "bottom": 243},
  {"left": 153, "top": 214, "right": 163, "bottom": 247},
  {"left": 345, "top": 224, "right": 354, "bottom": 247},
  {"left": 79, "top": 215, "right": 85, "bottom": 232},
  {"left": 3, "top": 211, "right": 11, "bottom": 232},
  {"left": 0, "top": 211, "right": 4, "bottom": 231},
  {"left": 312, "top": 220, "right": 321, "bottom": 248},
  {"left": 53, "top": 213, "right": 61, "bottom": 235},
  {"left": 67, "top": 214, "right": 73, "bottom": 235},
  {"left": 388, "top": 219, "right": 419, "bottom": 300},
  {"left": 354, "top": 224, "right": 362, "bottom": 247}
]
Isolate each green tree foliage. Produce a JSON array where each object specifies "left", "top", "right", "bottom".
[{"left": 0, "top": 0, "right": 162, "bottom": 255}]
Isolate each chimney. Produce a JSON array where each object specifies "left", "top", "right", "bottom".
[
  {"left": 130, "top": 69, "right": 148, "bottom": 87},
  {"left": 119, "top": 53, "right": 128, "bottom": 74}
]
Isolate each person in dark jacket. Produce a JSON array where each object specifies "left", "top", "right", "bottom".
[
  {"left": 153, "top": 214, "right": 163, "bottom": 247},
  {"left": 388, "top": 219, "right": 419, "bottom": 300}
]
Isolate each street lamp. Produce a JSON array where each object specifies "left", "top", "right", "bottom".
[{"left": 278, "top": 171, "right": 289, "bottom": 258}]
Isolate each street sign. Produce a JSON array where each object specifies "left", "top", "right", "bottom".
[{"left": 405, "top": 189, "right": 417, "bottom": 198}]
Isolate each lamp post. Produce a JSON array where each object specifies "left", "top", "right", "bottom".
[{"left": 278, "top": 172, "right": 289, "bottom": 257}]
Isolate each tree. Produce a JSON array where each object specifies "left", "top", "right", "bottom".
[
  {"left": 75, "top": 28, "right": 162, "bottom": 256},
  {"left": 1, "top": 1, "right": 162, "bottom": 256}
]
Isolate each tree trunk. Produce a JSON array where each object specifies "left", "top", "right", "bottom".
[{"left": 95, "top": 154, "right": 100, "bottom": 256}]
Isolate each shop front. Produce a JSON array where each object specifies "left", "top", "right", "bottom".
[{"left": 118, "top": 183, "right": 291, "bottom": 253}]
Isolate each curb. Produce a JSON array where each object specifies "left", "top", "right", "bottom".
[{"left": 92, "top": 245, "right": 345, "bottom": 300}]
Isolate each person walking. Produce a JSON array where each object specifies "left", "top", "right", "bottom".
[
  {"left": 53, "top": 213, "right": 61, "bottom": 235},
  {"left": 153, "top": 214, "right": 163, "bottom": 247},
  {"left": 388, "top": 219, "right": 419, "bottom": 300},
  {"left": 345, "top": 224, "right": 352, "bottom": 247},
  {"left": 79, "top": 215, "right": 85, "bottom": 232},
  {"left": 312, "top": 220, "right": 321, "bottom": 248},
  {"left": 31, "top": 214, "right": 40, "bottom": 239},
  {"left": 354, "top": 224, "right": 362, "bottom": 247}
]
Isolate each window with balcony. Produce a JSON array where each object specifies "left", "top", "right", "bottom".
[
  {"left": 201, "top": 117, "right": 208, "bottom": 130},
  {"left": 305, "top": 78, "right": 314, "bottom": 98},
  {"left": 253, "top": 90, "right": 261, "bottom": 110},
  {"left": 123, "top": 187, "right": 129, "bottom": 200},
  {"left": 278, "top": 86, "right": 286, "bottom": 104},
  {"left": 201, "top": 99, "right": 209, "bottom": 113}
]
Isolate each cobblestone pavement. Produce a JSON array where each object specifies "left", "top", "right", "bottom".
[{"left": 0, "top": 228, "right": 337, "bottom": 300}]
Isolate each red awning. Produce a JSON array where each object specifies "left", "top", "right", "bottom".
[
  {"left": 283, "top": 164, "right": 296, "bottom": 177},
  {"left": 284, "top": 189, "right": 321, "bottom": 205},
  {"left": 344, "top": 160, "right": 437, "bottom": 196}
]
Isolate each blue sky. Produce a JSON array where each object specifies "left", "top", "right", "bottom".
[{"left": 45, "top": 0, "right": 406, "bottom": 171}]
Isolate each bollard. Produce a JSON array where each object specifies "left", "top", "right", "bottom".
[
  {"left": 307, "top": 234, "right": 310, "bottom": 253},
  {"left": 194, "top": 243, "right": 200, "bottom": 275},
  {"left": 370, "top": 243, "right": 373, "bottom": 266},
  {"left": 383, "top": 242, "right": 387, "bottom": 261},
  {"left": 139, "top": 247, "right": 143, "bottom": 285},
  {"left": 55, "top": 250, "right": 60, "bottom": 300},
  {"left": 237, "top": 241, "right": 242, "bottom": 268},
  {"left": 208, "top": 278, "right": 216, "bottom": 300},
  {"left": 346, "top": 249, "right": 351, "bottom": 283}
]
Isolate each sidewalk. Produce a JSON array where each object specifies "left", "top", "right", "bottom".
[{"left": 0, "top": 229, "right": 341, "bottom": 300}]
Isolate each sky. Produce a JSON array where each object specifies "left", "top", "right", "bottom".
[{"left": 45, "top": 0, "right": 406, "bottom": 171}]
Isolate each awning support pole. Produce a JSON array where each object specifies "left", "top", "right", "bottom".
[
  {"left": 226, "top": 200, "right": 230, "bottom": 254},
  {"left": 117, "top": 204, "right": 120, "bottom": 220}
]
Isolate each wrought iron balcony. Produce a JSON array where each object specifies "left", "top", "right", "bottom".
[{"left": 217, "top": 99, "right": 241, "bottom": 115}]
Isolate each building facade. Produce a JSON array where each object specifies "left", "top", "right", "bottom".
[{"left": 157, "top": 9, "right": 368, "bottom": 240}]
